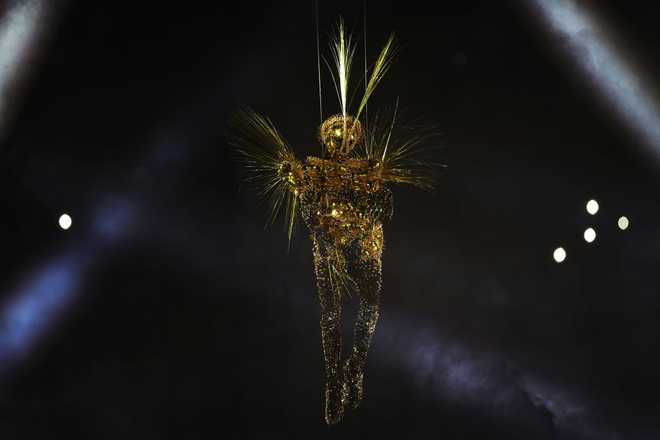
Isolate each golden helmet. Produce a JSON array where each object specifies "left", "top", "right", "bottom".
[{"left": 319, "top": 114, "right": 364, "bottom": 157}]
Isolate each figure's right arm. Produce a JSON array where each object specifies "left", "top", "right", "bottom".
[
  {"left": 228, "top": 109, "right": 302, "bottom": 241},
  {"left": 277, "top": 159, "right": 304, "bottom": 195}
]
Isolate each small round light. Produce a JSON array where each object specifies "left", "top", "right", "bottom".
[
  {"left": 58, "top": 214, "right": 72, "bottom": 230},
  {"left": 553, "top": 247, "right": 566, "bottom": 263},
  {"left": 583, "top": 227, "right": 596, "bottom": 243},
  {"left": 618, "top": 216, "right": 629, "bottom": 230},
  {"left": 586, "top": 199, "right": 599, "bottom": 215}
]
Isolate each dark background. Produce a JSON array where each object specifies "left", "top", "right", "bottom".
[{"left": 1, "top": 1, "right": 659, "bottom": 438}]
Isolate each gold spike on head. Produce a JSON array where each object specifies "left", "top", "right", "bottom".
[
  {"left": 356, "top": 33, "right": 397, "bottom": 120},
  {"left": 327, "top": 17, "right": 357, "bottom": 117}
]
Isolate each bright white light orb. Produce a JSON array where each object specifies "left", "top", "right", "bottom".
[
  {"left": 583, "top": 227, "right": 596, "bottom": 243},
  {"left": 618, "top": 216, "right": 629, "bottom": 230},
  {"left": 58, "top": 214, "right": 72, "bottom": 230},
  {"left": 553, "top": 247, "right": 566, "bottom": 263},
  {"left": 586, "top": 199, "right": 599, "bottom": 215}
]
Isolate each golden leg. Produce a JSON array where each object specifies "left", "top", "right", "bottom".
[
  {"left": 344, "top": 255, "right": 382, "bottom": 409},
  {"left": 313, "top": 237, "right": 345, "bottom": 425}
]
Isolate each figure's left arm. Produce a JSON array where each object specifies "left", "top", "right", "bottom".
[
  {"left": 363, "top": 116, "right": 441, "bottom": 192},
  {"left": 368, "top": 162, "right": 394, "bottom": 222}
]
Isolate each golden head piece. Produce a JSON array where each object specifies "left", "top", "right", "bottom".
[{"left": 320, "top": 114, "right": 364, "bottom": 158}]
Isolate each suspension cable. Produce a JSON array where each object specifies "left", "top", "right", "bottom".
[
  {"left": 315, "top": 0, "right": 323, "bottom": 124},
  {"left": 363, "top": 0, "right": 368, "bottom": 130}
]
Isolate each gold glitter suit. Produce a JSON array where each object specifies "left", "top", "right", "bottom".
[
  {"left": 296, "top": 115, "right": 392, "bottom": 424},
  {"left": 230, "top": 20, "right": 436, "bottom": 425}
]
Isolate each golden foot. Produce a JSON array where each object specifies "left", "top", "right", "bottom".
[
  {"left": 343, "top": 360, "right": 364, "bottom": 410},
  {"left": 324, "top": 386, "right": 345, "bottom": 425}
]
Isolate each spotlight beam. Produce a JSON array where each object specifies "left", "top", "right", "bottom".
[
  {"left": 0, "top": 0, "right": 66, "bottom": 145},
  {"left": 527, "top": 0, "right": 660, "bottom": 164},
  {"left": 0, "top": 248, "right": 87, "bottom": 373},
  {"left": 376, "top": 312, "right": 637, "bottom": 439},
  {"left": 0, "top": 199, "right": 136, "bottom": 379}
]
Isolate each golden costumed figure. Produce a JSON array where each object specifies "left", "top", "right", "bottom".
[{"left": 230, "top": 19, "right": 436, "bottom": 424}]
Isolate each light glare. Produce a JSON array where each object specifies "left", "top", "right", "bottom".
[
  {"left": 583, "top": 227, "right": 596, "bottom": 243},
  {"left": 586, "top": 199, "right": 599, "bottom": 215},
  {"left": 553, "top": 247, "right": 566, "bottom": 263},
  {"left": 58, "top": 214, "right": 72, "bottom": 230},
  {"left": 618, "top": 216, "right": 629, "bottom": 230}
]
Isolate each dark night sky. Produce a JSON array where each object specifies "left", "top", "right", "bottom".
[{"left": 1, "top": 1, "right": 660, "bottom": 438}]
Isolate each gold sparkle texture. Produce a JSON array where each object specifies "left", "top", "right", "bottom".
[{"left": 230, "top": 18, "right": 437, "bottom": 425}]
